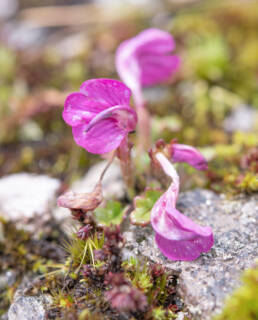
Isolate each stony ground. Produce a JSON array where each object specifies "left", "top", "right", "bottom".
[{"left": 0, "top": 166, "right": 257, "bottom": 319}]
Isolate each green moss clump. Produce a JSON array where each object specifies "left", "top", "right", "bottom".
[{"left": 214, "top": 266, "right": 258, "bottom": 320}]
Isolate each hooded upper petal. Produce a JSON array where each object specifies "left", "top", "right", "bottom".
[
  {"left": 115, "top": 28, "right": 180, "bottom": 104},
  {"left": 150, "top": 152, "right": 213, "bottom": 261},
  {"left": 79, "top": 78, "right": 131, "bottom": 107},
  {"left": 171, "top": 143, "right": 208, "bottom": 171}
]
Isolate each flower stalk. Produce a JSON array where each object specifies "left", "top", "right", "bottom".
[{"left": 117, "top": 136, "right": 135, "bottom": 198}]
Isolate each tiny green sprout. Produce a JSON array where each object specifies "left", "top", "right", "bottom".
[
  {"left": 130, "top": 189, "right": 162, "bottom": 226},
  {"left": 78, "top": 308, "right": 91, "bottom": 320},
  {"left": 123, "top": 258, "right": 152, "bottom": 293},
  {"left": 239, "top": 173, "right": 258, "bottom": 193},
  {"left": 94, "top": 201, "right": 124, "bottom": 226},
  {"left": 152, "top": 307, "right": 166, "bottom": 320},
  {"left": 122, "top": 256, "right": 137, "bottom": 270},
  {"left": 152, "top": 307, "right": 176, "bottom": 320},
  {"left": 63, "top": 232, "right": 104, "bottom": 270},
  {"left": 51, "top": 289, "right": 74, "bottom": 309},
  {"left": 69, "top": 272, "right": 78, "bottom": 280}
]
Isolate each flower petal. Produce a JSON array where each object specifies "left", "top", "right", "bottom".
[
  {"left": 115, "top": 28, "right": 180, "bottom": 97},
  {"left": 171, "top": 143, "right": 208, "bottom": 170},
  {"left": 85, "top": 105, "right": 137, "bottom": 134},
  {"left": 151, "top": 152, "right": 213, "bottom": 261},
  {"left": 139, "top": 54, "right": 180, "bottom": 87},
  {"left": 155, "top": 230, "right": 214, "bottom": 261},
  {"left": 128, "top": 28, "right": 176, "bottom": 56},
  {"left": 63, "top": 92, "right": 98, "bottom": 127},
  {"left": 72, "top": 118, "right": 126, "bottom": 154},
  {"left": 79, "top": 78, "right": 132, "bottom": 108}
]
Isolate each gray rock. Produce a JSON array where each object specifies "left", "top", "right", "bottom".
[
  {"left": 123, "top": 189, "right": 258, "bottom": 319},
  {"left": 0, "top": 173, "right": 61, "bottom": 223},
  {"left": 223, "top": 105, "right": 258, "bottom": 133},
  {"left": 0, "top": 0, "right": 17, "bottom": 19},
  {"left": 8, "top": 295, "right": 51, "bottom": 320},
  {"left": 0, "top": 270, "right": 17, "bottom": 292},
  {"left": 7, "top": 275, "right": 52, "bottom": 320}
]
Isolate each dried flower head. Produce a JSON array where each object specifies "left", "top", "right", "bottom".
[{"left": 57, "top": 183, "right": 103, "bottom": 212}]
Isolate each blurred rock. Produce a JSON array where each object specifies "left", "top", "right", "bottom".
[
  {"left": 223, "top": 105, "right": 258, "bottom": 132},
  {"left": 0, "top": 0, "right": 17, "bottom": 20},
  {"left": 96, "top": 0, "right": 160, "bottom": 8},
  {"left": 0, "top": 173, "right": 60, "bottom": 221},
  {"left": 3, "top": 22, "right": 47, "bottom": 49},
  {"left": 0, "top": 270, "right": 17, "bottom": 292},
  {"left": 52, "top": 32, "right": 88, "bottom": 59},
  {"left": 123, "top": 189, "right": 258, "bottom": 319},
  {"left": 8, "top": 294, "right": 51, "bottom": 320},
  {"left": 7, "top": 273, "right": 52, "bottom": 320}
]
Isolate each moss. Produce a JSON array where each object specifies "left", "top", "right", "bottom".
[
  {"left": 214, "top": 266, "right": 258, "bottom": 320},
  {"left": 0, "top": 217, "right": 66, "bottom": 315}
]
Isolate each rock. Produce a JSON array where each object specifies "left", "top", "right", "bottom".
[
  {"left": 223, "top": 105, "right": 258, "bottom": 133},
  {"left": 7, "top": 274, "right": 52, "bottom": 320},
  {"left": 0, "top": 0, "right": 17, "bottom": 19},
  {"left": 0, "top": 270, "right": 17, "bottom": 292},
  {"left": 8, "top": 295, "right": 51, "bottom": 320},
  {"left": 0, "top": 173, "right": 60, "bottom": 223},
  {"left": 123, "top": 189, "right": 258, "bottom": 319}
]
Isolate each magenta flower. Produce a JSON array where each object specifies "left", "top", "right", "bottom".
[
  {"left": 151, "top": 152, "right": 213, "bottom": 261},
  {"left": 63, "top": 79, "right": 137, "bottom": 154},
  {"left": 170, "top": 143, "right": 208, "bottom": 171},
  {"left": 115, "top": 28, "right": 180, "bottom": 106}
]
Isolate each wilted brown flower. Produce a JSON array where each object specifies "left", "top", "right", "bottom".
[{"left": 57, "top": 182, "right": 103, "bottom": 212}]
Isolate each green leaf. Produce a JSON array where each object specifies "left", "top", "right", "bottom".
[
  {"left": 94, "top": 201, "right": 124, "bottom": 226},
  {"left": 130, "top": 189, "right": 162, "bottom": 226}
]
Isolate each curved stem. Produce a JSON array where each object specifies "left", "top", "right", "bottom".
[{"left": 98, "top": 150, "right": 116, "bottom": 183}]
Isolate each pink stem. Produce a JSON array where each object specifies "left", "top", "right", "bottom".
[
  {"left": 137, "top": 104, "right": 151, "bottom": 151},
  {"left": 117, "top": 136, "right": 135, "bottom": 197}
]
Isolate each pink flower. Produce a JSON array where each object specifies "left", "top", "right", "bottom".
[
  {"left": 115, "top": 28, "right": 180, "bottom": 106},
  {"left": 151, "top": 152, "right": 213, "bottom": 261},
  {"left": 63, "top": 79, "right": 137, "bottom": 154},
  {"left": 170, "top": 143, "right": 208, "bottom": 171}
]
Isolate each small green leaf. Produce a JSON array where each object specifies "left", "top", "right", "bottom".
[
  {"left": 130, "top": 189, "right": 162, "bottom": 226},
  {"left": 94, "top": 201, "right": 124, "bottom": 226}
]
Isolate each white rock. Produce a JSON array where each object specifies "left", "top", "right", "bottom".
[
  {"left": 223, "top": 105, "right": 258, "bottom": 132},
  {"left": 0, "top": 173, "right": 60, "bottom": 220}
]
